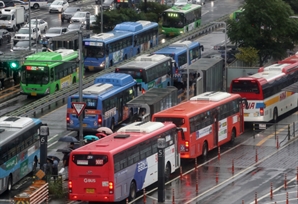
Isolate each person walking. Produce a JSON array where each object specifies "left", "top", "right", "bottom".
[{"left": 62, "top": 142, "right": 75, "bottom": 181}]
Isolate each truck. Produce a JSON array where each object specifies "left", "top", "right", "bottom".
[
  {"left": 127, "top": 87, "right": 178, "bottom": 122},
  {"left": 0, "top": 7, "right": 26, "bottom": 31}
]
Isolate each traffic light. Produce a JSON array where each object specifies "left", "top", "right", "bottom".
[{"left": 9, "top": 61, "right": 19, "bottom": 70}]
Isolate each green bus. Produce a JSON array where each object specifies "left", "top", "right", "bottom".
[
  {"left": 161, "top": 4, "right": 202, "bottom": 37},
  {"left": 20, "top": 49, "right": 79, "bottom": 97},
  {"left": 229, "top": 9, "right": 243, "bottom": 21}
]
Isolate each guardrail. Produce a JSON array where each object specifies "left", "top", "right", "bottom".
[
  {"left": 14, "top": 180, "right": 48, "bottom": 204},
  {"left": 7, "top": 14, "right": 230, "bottom": 117}
]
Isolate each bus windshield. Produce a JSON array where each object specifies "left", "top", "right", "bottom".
[
  {"left": 155, "top": 117, "right": 184, "bottom": 127},
  {"left": 85, "top": 45, "right": 105, "bottom": 58},
  {"left": 21, "top": 66, "right": 49, "bottom": 85},
  {"left": 162, "top": 12, "right": 184, "bottom": 28}
]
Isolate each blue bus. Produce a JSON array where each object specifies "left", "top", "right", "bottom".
[
  {"left": 154, "top": 40, "right": 204, "bottom": 83},
  {"left": 66, "top": 73, "right": 138, "bottom": 132},
  {"left": 83, "top": 20, "right": 159, "bottom": 71},
  {"left": 0, "top": 116, "right": 42, "bottom": 195},
  {"left": 115, "top": 54, "right": 173, "bottom": 93}
]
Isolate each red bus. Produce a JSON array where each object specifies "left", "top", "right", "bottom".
[
  {"left": 68, "top": 121, "right": 183, "bottom": 202},
  {"left": 152, "top": 91, "right": 246, "bottom": 159}
]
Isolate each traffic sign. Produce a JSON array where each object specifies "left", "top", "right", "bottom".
[{"left": 72, "top": 102, "right": 86, "bottom": 117}]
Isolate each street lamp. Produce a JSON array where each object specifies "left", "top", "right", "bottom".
[{"left": 211, "top": 21, "right": 227, "bottom": 91}]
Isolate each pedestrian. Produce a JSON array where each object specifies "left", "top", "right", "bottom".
[
  {"left": 52, "top": 158, "right": 59, "bottom": 180},
  {"left": 45, "top": 158, "right": 53, "bottom": 181},
  {"left": 62, "top": 152, "right": 70, "bottom": 181},
  {"left": 69, "top": 142, "right": 75, "bottom": 150}
]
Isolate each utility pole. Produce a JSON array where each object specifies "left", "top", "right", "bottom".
[
  {"left": 101, "top": 0, "right": 103, "bottom": 33},
  {"left": 28, "top": 0, "right": 31, "bottom": 51},
  {"left": 78, "top": 31, "right": 84, "bottom": 147}
]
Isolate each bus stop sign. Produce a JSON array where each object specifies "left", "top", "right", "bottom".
[{"left": 72, "top": 102, "right": 86, "bottom": 117}]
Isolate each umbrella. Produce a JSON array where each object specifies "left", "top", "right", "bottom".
[
  {"left": 58, "top": 135, "right": 78, "bottom": 143},
  {"left": 96, "top": 132, "right": 107, "bottom": 138},
  {"left": 84, "top": 135, "right": 99, "bottom": 141},
  {"left": 97, "top": 127, "right": 113, "bottom": 135},
  {"left": 56, "top": 148, "right": 72, "bottom": 153},
  {"left": 47, "top": 155, "right": 60, "bottom": 163}
]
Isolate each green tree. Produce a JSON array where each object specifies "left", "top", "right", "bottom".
[
  {"left": 227, "top": 0, "right": 298, "bottom": 66},
  {"left": 235, "top": 47, "right": 259, "bottom": 67},
  {"left": 283, "top": 0, "right": 298, "bottom": 14}
]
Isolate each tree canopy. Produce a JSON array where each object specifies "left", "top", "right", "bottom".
[{"left": 227, "top": 0, "right": 298, "bottom": 66}]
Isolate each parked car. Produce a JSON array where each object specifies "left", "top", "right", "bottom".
[
  {"left": 43, "top": 27, "right": 68, "bottom": 39},
  {"left": 61, "top": 7, "right": 81, "bottom": 23},
  {"left": 12, "top": 0, "right": 29, "bottom": 10},
  {"left": 49, "top": 0, "right": 69, "bottom": 13},
  {"left": 13, "top": 40, "right": 36, "bottom": 51},
  {"left": 0, "top": 29, "right": 11, "bottom": 45},
  {"left": 67, "top": 22, "right": 84, "bottom": 31},
  {"left": 14, "top": 27, "right": 41, "bottom": 42},
  {"left": 24, "top": 19, "right": 48, "bottom": 33},
  {"left": 70, "top": 11, "right": 90, "bottom": 24}
]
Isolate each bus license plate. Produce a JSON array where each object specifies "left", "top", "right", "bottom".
[
  {"left": 86, "top": 188, "right": 94, "bottom": 193},
  {"left": 31, "top": 92, "right": 37, "bottom": 96},
  {"left": 244, "top": 113, "right": 249, "bottom": 117},
  {"left": 83, "top": 124, "right": 87, "bottom": 127}
]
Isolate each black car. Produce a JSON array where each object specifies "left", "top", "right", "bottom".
[
  {"left": 0, "top": 29, "right": 11, "bottom": 46},
  {"left": 61, "top": 7, "right": 81, "bottom": 23}
]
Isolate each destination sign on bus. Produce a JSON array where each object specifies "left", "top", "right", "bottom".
[
  {"left": 84, "top": 42, "right": 103, "bottom": 46},
  {"left": 167, "top": 13, "right": 179, "bottom": 17},
  {"left": 26, "top": 66, "right": 45, "bottom": 71}
]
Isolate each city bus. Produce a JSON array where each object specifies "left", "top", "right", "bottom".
[
  {"left": 229, "top": 9, "right": 244, "bottom": 21},
  {"left": 20, "top": 49, "right": 79, "bottom": 97},
  {"left": 84, "top": 20, "right": 159, "bottom": 71},
  {"left": 66, "top": 73, "right": 137, "bottom": 132},
  {"left": 154, "top": 40, "right": 204, "bottom": 83},
  {"left": 230, "top": 61, "right": 298, "bottom": 122},
  {"left": 152, "top": 91, "right": 247, "bottom": 159},
  {"left": 162, "top": 4, "right": 202, "bottom": 37},
  {"left": 115, "top": 54, "right": 173, "bottom": 93},
  {"left": 68, "top": 121, "right": 183, "bottom": 202},
  {"left": 0, "top": 116, "right": 42, "bottom": 195}
]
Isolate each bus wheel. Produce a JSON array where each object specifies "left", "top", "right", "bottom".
[
  {"left": 33, "top": 3, "right": 39, "bottom": 9},
  {"left": 7, "top": 175, "right": 12, "bottom": 192},
  {"left": 129, "top": 181, "right": 136, "bottom": 201},
  {"left": 230, "top": 128, "right": 236, "bottom": 144},
  {"left": 273, "top": 108, "right": 278, "bottom": 123},
  {"left": 110, "top": 118, "right": 115, "bottom": 131},
  {"left": 202, "top": 141, "right": 208, "bottom": 158},
  {"left": 165, "top": 162, "right": 171, "bottom": 182}
]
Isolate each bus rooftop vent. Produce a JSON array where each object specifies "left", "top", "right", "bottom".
[
  {"left": 117, "top": 121, "right": 164, "bottom": 134},
  {"left": 55, "top": 49, "right": 76, "bottom": 58},
  {"left": 0, "top": 117, "right": 33, "bottom": 128},
  {"left": 114, "top": 134, "right": 130, "bottom": 139},
  {"left": 171, "top": 40, "right": 192, "bottom": 47},
  {"left": 94, "top": 73, "right": 134, "bottom": 86},
  {"left": 136, "top": 54, "right": 167, "bottom": 62},
  {"left": 92, "top": 33, "right": 115, "bottom": 40},
  {"left": 137, "top": 20, "right": 152, "bottom": 27},
  {"left": 190, "top": 91, "right": 231, "bottom": 102},
  {"left": 83, "top": 83, "right": 113, "bottom": 95},
  {"left": 263, "top": 63, "right": 288, "bottom": 72}
]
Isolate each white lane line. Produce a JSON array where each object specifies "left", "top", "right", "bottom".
[{"left": 47, "top": 131, "right": 75, "bottom": 148}]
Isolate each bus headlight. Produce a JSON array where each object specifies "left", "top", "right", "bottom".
[
  {"left": 161, "top": 30, "right": 165, "bottom": 33},
  {"left": 100, "top": 61, "right": 105, "bottom": 67},
  {"left": 45, "top": 88, "right": 50, "bottom": 94},
  {"left": 180, "top": 31, "right": 184, "bottom": 34}
]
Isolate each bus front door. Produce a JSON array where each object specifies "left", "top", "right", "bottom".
[{"left": 213, "top": 112, "right": 219, "bottom": 147}]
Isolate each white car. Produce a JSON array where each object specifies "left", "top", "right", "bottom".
[
  {"left": 70, "top": 11, "right": 90, "bottom": 24},
  {"left": 24, "top": 19, "right": 48, "bottom": 33},
  {"left": 90, "top": 15, "right": 96, "bottom": 27},
  {"left": 14, "top": 27, "right": 41, "bottom": 42},
  {"left": 43, "top": 27, "right": 68, "bottom": 39},
  {"left": 49, "top": 0, "right": 69, "bottom": 13}
]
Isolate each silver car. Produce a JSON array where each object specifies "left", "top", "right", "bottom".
[{"left": 61, "top": 7, "right": 81, "bottom": 23}]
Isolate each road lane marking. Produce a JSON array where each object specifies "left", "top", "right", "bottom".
[
  {"left": 48, "top": 134, "right": 58, "bottom": 141},
  {"left": 256, "top": 126, "right": 287, "bottom": 146},
  {"left": 47, "top": 131, "right": 74, "bottom": 148}
]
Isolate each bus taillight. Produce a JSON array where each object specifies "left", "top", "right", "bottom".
[
  {"left": 260, "top": 108, "right": 264, "bottom": 116},
  {"left": 185, "top": 141, "right": 189, "bottom": 152},
  {"left": 66, "top": 114, "right": 70, "bottom": 124},
  {"left": 68, "top": 181, "right": 73, "bottom": 193},
  {"left": 142, "top": 88, "right": 146, "bottom": 94},
  {"left": 98, "top": 115, "right": 102, "bottom": 125},
  {"left": 108, "top": 181, "right": 114, "bottom": 194}
]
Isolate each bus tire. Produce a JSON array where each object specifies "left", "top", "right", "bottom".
[
  {"left": 202, "top": 141, "right": 208, "bottom": 158},
  {"left": 128, "top": 181, "right": 136, "bottom": 201},
  {"left": 33, "top": 3, "right": 39, "bottom": 9},
  {"left": 165, "top": 162, "right": 171, "bottom": 182},
  {"left": 230, "top": 128, "right": 236, "bottom": 144},
  {"left": 7, "top": 175, "right": 12, "bottom": 192},
  {"left": 110, "top": 118, "right": 115, "bottom": 131},
  {"left": 273, "top": 108, "right": 278, "bottom": 123}
]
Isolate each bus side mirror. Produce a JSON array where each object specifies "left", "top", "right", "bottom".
[
  {"left": 176, "top": 127, "right": 185, "bottom": 140},
  {"left": 241, "top": 98, "right": 248, "bottom": 109},
  {"left": 106, "top": 47, "right": 109, "bottom": 55},
  {"left": 200, "top": 45, "right": 204, "bottom": 52}
]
